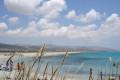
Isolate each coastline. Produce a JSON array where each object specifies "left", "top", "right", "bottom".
[
  {"left": 0, "top": 51, "right": 85, "bottom": 66},
  {"left": 1, "top": 52, "right": 118, "bottom": 80},
  {"left": 0, "top": 51, "right": 85, "bottom": 58},
  {"left": 0, "top": 51, "right": 88, "bottom": 80}
]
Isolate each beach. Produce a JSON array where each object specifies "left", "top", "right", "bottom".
[
  {"left": 0, "top": 52, "right": 84, "bottom": 59},
  {"left": 0, "top": 51, "right": 83, "bottom": 65},
  {"left": 0, "top": 51, "right": 89, "bottom": 80},
  {"left": 20, "top": 51, "right": 83, "bottom": 57},
  {"left": 0, "top": 52, "right": 120, "bottom": 80}
]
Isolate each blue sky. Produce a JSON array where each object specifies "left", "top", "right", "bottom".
[{"left": 0, "top": 0, "right": 120, "bottom": 50}]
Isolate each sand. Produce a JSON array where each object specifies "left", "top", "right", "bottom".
[{"left": 20, "top": 51, "right": 83, "bottom": 57}]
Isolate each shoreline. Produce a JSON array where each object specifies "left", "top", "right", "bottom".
[
  {"left": 0, "top": 51, "right": 86, "bottom": 65},
  {"left": 0, "top": 51, "right": 86, "bottom": 58}
]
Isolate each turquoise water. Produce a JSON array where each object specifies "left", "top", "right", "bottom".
[{"left": 27, "top": 52, "right": 120, "bottom": 76}]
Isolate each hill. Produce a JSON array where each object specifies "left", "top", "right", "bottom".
[{"left": 0, "top": 43, "right": 119, "bottom": 52}]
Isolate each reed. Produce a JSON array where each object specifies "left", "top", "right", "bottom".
[
  {"left": 109, "top": 57, "right": 112, "bottom": 79},
  {"left": 26, "top": 45, "right": 45, "bottom": 80},
  {"left": 50, "top": 50, "right": 68, "bottom": 80},
  {"left": 116, "top": 61, "right": 119, "bottom": 79},
  {"left": 32, "top": 60, "right": 41, "bottom": 80},
  {"left": 62, "top": 64, "right": 73, "bottom": 80},
  {"left": 43, "top": 60, "right": 49, "bottom": 78},
  {"left": 71, "top": 62, "right": 84, "bottom": 80}
]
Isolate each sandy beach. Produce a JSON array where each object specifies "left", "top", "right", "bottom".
[
  {"left": 20, "top": 51, "right": 83, "bottom": 57},
  {"left": 0, "top": 51, "right": 84, "bottom": 58}
]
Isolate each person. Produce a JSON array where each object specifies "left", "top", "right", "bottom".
[
  {"left": 10, "top": 59, "right": 13, "bottom": 71},
  {"left": 6, "top": 60, "right": 9, "bottom": 68},
  {"left": 0, "top": 64, "right": 2, "bottom": 67},
  {"left": 0, "top": 64, "right": 3, "bottom": 70},
  {"left": 119, "top": 75, "right": 120, "bottom": 80},
  {"left": 17, "top": 63, "right": 20, "bottom": 71},
  {"left": 113, "top": 63, "right": 115, "bottom": 67},
  {"left": 100, "top": 72, "right": 102, "bottom": 80},
  {"left": 89, "top": 68, "right": 93, "bottom": 80},
  {"left": 21, "top": 62, "right": 25, "bottom": 75}
]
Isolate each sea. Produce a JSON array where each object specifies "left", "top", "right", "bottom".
[{"left": 26, "top": 52, "right": 120, "bottom": 79}]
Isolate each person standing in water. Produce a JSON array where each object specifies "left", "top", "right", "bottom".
[
  {"left": 6, "top": 60, "right": 9, "bottom": 68},
  {"left": 17, "top": 63, "right": 20, "bottom": 71},
  {"left": 21, "top": 61, "right": 25, "bottom": 78},
  {"left": 89, "top": 68, "right": 93, "bottom": 80},
  {"left": 10, "top": 59, "right": 13, "bottom": 71}
]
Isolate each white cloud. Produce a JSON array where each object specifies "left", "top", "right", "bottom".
[
  {"left": 37, "top": 19, "right": 59, "bottom": 29},
  {"left": 33, "top": 24, "right": 96, "bottom": 38},
  {"left": 21, "top": 21, "right": 38, "bottom": 37},
  {"left": 28, "top": 21, "right": 37, "bottom": 28},
  {"left": 65, "top": 10, "right": 76, "bottom": 19},
  {"left": 2, "top": 15, "right": 8, "bottom": 19},
  {"left": 0, "top": 22, "right": 8, "bottom": 30},
  {"left": 7, "top": 19, "right": 60, "bottom": 37},
  {"left": 6, "top": 28, "right": 22, "bottom": 37},
  {"left": 4, "top": 0, "right": 66, "bottom": 19},
  {"left": 4, "top": 0, "right": 66, "bottom": 18},
  {"left": 4, "top": 14, "right": 120, "bottom": 40},
  {"left": 5, "top": 22, "right": 96, "bottom": 38},
  {"left": 4, "top": 0, "right": 43, "bottom": 15},
  {"left": 65, "top": 9, "right": 104, "bottom": 23},
  {"left": 94, "top": 14, "right": 120, "bottom": 39},
  {"left": 3, "top": 0, "right": 120, "bottom": 41},
  {"left": 8, "top": 17, "right": 19, "bottom": 25},
  {"left": 78, "top": 9, "right": 101, "bottom": 23},
  {"left": 36, "top": 0, "right": 66, "bottom": 19}
]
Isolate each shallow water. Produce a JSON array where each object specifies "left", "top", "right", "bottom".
[{"left": 26, "top": 52, "right": 120, "bottom": 78}]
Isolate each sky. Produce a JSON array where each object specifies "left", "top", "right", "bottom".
[{"left": 0, "top": 0, "right": 120, "bottom": 50}]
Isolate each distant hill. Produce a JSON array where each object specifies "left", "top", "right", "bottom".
[
  {"left": 0, "top": 43, "right": 25, "bottom": 49},
  {"left": 0, "top": 43, "right": 119, "bottom": 52}
]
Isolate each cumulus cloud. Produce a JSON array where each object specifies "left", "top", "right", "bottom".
[
  {"left": 3, "top": 0, "right": 120, "bottom": 41},
  {"left": 93, "top": 14, "right": 120, "bottom": 39},
  {"left": 6, "top": 21, "right": 38, "bottom": 37},
  {"left": 0, "top": 22, "right": 8, "bottom": 30},
  {"left": 8, "top": 17, "right": 19, "bottom": 25},
  {"left": 65, "top": 10, "right": 76, "bottom": 19},
  {"left": 37, "top": 19, "right": 59, "bottom": 29},
  {"left": 4, "top": 0, "right": 43, "bottom": 15},
  {"left": 21, "top": 21, "right": 38, "bottom": 37},
  {"left": 4, "top": 0, "right": 66, "bottom": 18},
  {"left": 4, "top": 13, "right": 120, "bottom": 40},
  {"left": 6, "top": 28, "right": 22, "bottom": 36},
  {"left": 5, "top": 20, "right": 96, "bottom": 38},
  {"left": 28, "top": 24, "right": 96, "bottom": 38},
  {"left": 65, "top": 9, "right": 105, "bottom": 23},
  {"left": 77, "top": 9, "right": 101, "bottom": 23},
  {"left": 36, "top": 0, "right": 66, "bottom": 19}
]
